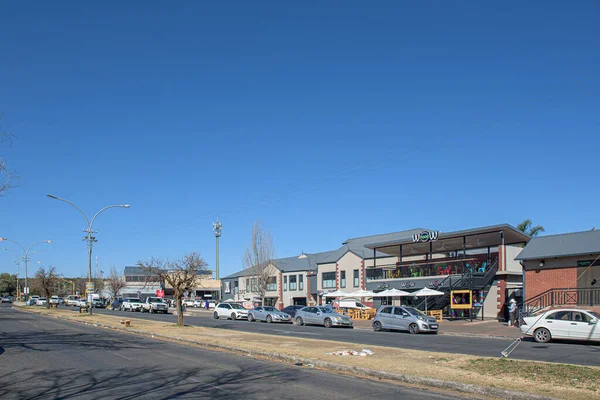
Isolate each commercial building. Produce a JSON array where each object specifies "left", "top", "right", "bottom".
[
  {"left": 222, "top": 223, "right": 530, "bottom": 320},
  {"left": 516, "top": 229, "right": 600, "bottom": 313}
]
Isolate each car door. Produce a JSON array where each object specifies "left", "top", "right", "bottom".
[
  {"left": 377, "top": 307, "right": 394, "bottom": 329},
  {"left": 254, "top": 307, "right": 264, "bottom": 321},
  {"left": 218, "top": 304, "right": 230, "bottom": 317},
  {"left": 302, "top": 307, "right": 316, "bottom": 324},
  {"left": 569, "top": 311, "right": 598, "bottom": 340},
  {"left": 392, "top": 307, "right": 410, "bottom": 330},
  {"left": 543, "top": 310, "right": 571, "bottom": 339}
]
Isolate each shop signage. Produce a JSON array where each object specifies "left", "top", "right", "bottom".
[
  {"left": 412, "top": 230, "right": 439, "bottom": 243},
  {"left": 224, "top": 281, "right": 231, "bottom": 294},
  {"left": 156, "top": 290, "right": 165, "bottom": 298},
  {"left": 577, "top": 260, "right": 600, "bottom": 267},
  {"left": 397, "top": 281, "right": 416, "bottom": 288},
  {"left": 85, "top": 282, "right": 95, "bottom": 293}
]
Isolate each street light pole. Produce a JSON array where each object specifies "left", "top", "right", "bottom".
[
  {"left": 0, "top": 239, "right": 52, "bottom": 301},
  {"left": 213, "top": 219, "right": 222, "bottom": 301},
  {"left": 47, "top": 194, "right": 130, "bottom": 314}
]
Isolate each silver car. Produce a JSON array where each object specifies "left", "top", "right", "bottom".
[
  {"left": 372, "top": 305, "right": 439, "bottom": 334},
  {"left": 295, "top": 306, "right": 353, "bottom": 328},
  {"left": 248, "top": 306, "right": 292, "bottom": 323}
]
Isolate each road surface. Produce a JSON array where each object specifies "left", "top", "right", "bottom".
[
  {"left": 0, "top": 305, "right": 466, "bottom": 399},
  {"left": 54, "top": 304, "right": 600, "bottom": 367}
]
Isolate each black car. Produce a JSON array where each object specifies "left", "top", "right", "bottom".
[
  {"left": 281, "top": 305, "right": 305, "bottom": 318},
  {"left": 111, "top": 299, "right": 124, "bottom": 310}
]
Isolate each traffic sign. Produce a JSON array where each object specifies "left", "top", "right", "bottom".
[{"left": 86, "top": 282, "right": 95, "bottom": 293}]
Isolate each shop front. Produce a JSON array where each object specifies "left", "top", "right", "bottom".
[{"left": 365, "top": 224, "right": 530, "bottom": 320}]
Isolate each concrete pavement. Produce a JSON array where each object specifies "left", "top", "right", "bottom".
[
  {"left": 55, "top": 304, "right": 600, "bottom": 366},
  {"left": 0, "top": 304, "right": 466, "bottom": 399}
]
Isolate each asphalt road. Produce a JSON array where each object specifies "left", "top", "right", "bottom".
[
  {"left": 55, "top": 304, "right": 600, "bottom": 366},
  {"left": 0, "top": 305, "right": 464, "bottom": 400}
]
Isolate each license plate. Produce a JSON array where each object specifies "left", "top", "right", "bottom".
[{"left": 430, "top": 324, "right": 438, "bottom": 329}]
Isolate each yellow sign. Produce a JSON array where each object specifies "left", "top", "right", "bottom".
[{"left": 451, "top": 290, "right": 472, "bottom": 309}]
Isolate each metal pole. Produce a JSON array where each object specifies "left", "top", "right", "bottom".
[{"left": 216, "top": 235, "right": 220, "bottom": 281}]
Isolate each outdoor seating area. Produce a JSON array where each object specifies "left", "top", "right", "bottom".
[{"left": 374, "top": 257, "right": 495, "bottom": 280}]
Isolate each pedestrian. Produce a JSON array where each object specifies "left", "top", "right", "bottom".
[
  {"left": 508, "top": 299, "right": 518, "bottom": 327},
  {"left": 205, "top": 300, "right": 209, "bottom": 310}
]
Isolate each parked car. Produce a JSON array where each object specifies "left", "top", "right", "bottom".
[
  {"left": 281, "top": 305, "right": 305, "bottom": 318},
  {"left": 295, "top": 306, "right": 353, "bottom": 328},
  {"left": 58, "top": 297, "right": 65, "bottom": 305},
  {"left": 75, "top": 298, "right": 88, "bottom": 307},
  {"left": 337, "top": 300, "right": 373, "bottom": 310},
  {"left": 142, "top": 297, "right": 169, "bottom": 314},
  {"left": 49, "top": 296, "right": 60, "bottom": 306},
  {"left": 91, "top": 298, "right": 104, "bottom": 308},
  {"left": 111, "top": 299, "right": 124, "bottom": 310},
  {"left": 65, "top": 295, "right": 80, "bottom": 306},
  {"left": 248, "top": 306, "right": 292, "bottom": 323},
  {"left": 36, "top": 298, "right": 48, "bottom": 306},
  {"left": 192, "top": 299, "right": 205, "bottom": 308},
  {"left": 182, "top": 299, "right": 196, "bottom": 307},
  {"left": 213, "top": 303, "right": 249, "bottom": 320},
  {"left": 122, "top": 298, "right": 144, "bottom": 312},
  {"left": 520, "top": 309, "right": 600, "bottom": 343},
  {"left": 372, "top": 306, "right": 439, "bottom": 334},
  {"left": 1, "top": 296, "right": 14, "bottom": 303}
]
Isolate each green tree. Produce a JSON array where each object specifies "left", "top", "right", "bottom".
[
  {"left": 0, "top": 272, "right": 17, "bottom": 296},
  {"left": 517, "top": 219, "right": 545, "bottom": 237}
]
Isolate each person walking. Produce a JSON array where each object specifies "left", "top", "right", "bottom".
[{"left": 508, "top": 299, "right": 518, "bottom": 327}]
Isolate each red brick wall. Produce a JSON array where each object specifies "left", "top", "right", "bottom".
[
  {"left": 497, "top": 278, "right": 506, "bottom": 320},
  {"left": 335, "top": 263, "right": 339, "bottom": 290},
  {"left": 525, "top": 267, "right": 578, "bottom": 300},
  {"left": 361, "top": 260, "right": 366, "bottom": 290},
  {"left": 278, "top": 271, "right": 283, "bottom": 310}
]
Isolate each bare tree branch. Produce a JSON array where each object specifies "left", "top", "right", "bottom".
[
  {"left": 243, "top": 221, "right": 276, "bottom": 307},
  {"left": 34, "top": 266, "right": 59, "bottom": 309},
  {"left": 0, "top": 114, "right": 21, "bottom": 196},
  {"left": 137, "top": 252, "right": 208, "bottom": 327},
  {"left": 107, "top": 266, "right": 126, "bottom": 299}
]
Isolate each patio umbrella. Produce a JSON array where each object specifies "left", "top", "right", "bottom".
[
  {"left": 411, "top": 287, "right": 445, "bottom": 312},
  {"left": 322, "top": 290, "right": 347, "bottom": 298},
  {"left": 345, "top": 289, "right": 376, "bottom": 298},
  {"left": 371, "top": 288, "right": 411, "bottom": 297}
]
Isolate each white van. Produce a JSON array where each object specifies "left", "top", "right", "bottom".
[
  {"left": 65, "top": 295, "right": 80, "bottom": 306},
  {"left": 338, "top": 300, "right": 372, "bottom": 310}
]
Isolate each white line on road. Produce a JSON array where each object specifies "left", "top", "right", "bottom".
[
  {"left": 273, "top": 329, "right": 321, "bottom": 336},
  {"left": 110, "top": 351, "right": 134, "bottom": 361}
]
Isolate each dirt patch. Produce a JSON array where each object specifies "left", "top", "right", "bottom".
[{"left": 19, "top": 307, "right": 600, "bottom": 399}]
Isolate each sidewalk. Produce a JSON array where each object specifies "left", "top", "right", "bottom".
[{"left": 352, "top": 318, "right": 521, "bottom": 339}]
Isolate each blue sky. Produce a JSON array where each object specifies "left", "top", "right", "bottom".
[{"left": 1, "top": 1, "right": 599, "bottom": 279}]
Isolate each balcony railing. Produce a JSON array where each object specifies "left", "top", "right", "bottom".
[{"left": 367, "top": 258, "right": 496, "bottom": 281}]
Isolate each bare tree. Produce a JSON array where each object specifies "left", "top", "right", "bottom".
[
  {"left": 107, "top": 266, "right": 126, "bottom": 299},
  {"left": 34, "top": 266, "right": 59, "bottom": 309},
  {"left": 0, "top": 115, "right": 20, "bottom": 196},
  {"left": 138, "top": 252, "right": 208, "bottom": 327},
  {"left": 243, "top": 221, "right": 276, "bottom": 307}
]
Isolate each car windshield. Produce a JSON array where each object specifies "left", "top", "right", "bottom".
[
  {"left": 127, "top": 299, "right": 140, "bottom": 302},
  {"left": 264, "top": 307, "right": 277, "bottom": 312},
  {"left": 231, "top": 304, "right": 246, "bottom": 310},
  {"left": 403, "top": 307, "right": 425, "bottom": 316},
  {"left": 149, "top": 298, "right": 164, "bottom": 303},
  {"left": 318, "top": 307, "right": 334, "bottom": 313}
]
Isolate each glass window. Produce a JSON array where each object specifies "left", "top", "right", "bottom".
[
  {"left": 546, "top": 311, "right": 570, "bottom": 320},
  {"left": 266, "top": 277, "right": 277, "bottom": 291},
  {"left": 340, "top": 271, "right": 346, "bottom": 288},
  {"left": 289, "top": 275, "right": 297, "bottom": 290},
  {"left": 251, "top": 278, "right": 258, "bottom": 293},
  {"left": 322, "top": 272, "right": 336, "bottom": 289},
  {"left": 283, "top": 276, "right": 288, "bottom": 291},
  {"left": 380, "top": 307, "right": 393, "bottom": 314},
  {"left": 393, "top": 307, "right": 405, "bottom": 315},
  {"left": 299, "top": 275, "right": 304, "bottom": 291},
  {"left": 571, "top": 312, "right": 591, "bottom": 322},
  {"left": 353, "top": 269, "right": 359, "bottom": 287},
  {"left": 381, "top": 296, "right": 393, "bottom": 305},
  {"left": 366, "top": 268, "right": 383, "bottom": 281}
]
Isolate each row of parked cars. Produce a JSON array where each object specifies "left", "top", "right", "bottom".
[
  {"left": 109, "top": 297, "right": 170, "bottom": 313},
  {"left": 212, "top": 303, "right": 438, "bottom": 333}
]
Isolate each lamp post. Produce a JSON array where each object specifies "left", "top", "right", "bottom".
[
  {"left": 0, "top": 239, "right": 52, "bottom": 301},
  {"left": 213, "top": 219, "right": 222, "bottom": 300},
  {"left": 47, "top": 194, "right": 130, "bottom": 314}
]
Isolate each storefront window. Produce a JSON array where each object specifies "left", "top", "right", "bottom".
[
  {"left": 353, "top": 269, "right": 359, "bottom": 287},
  {"left": 299, "top": 275, "right": 304, "bottom": 290},
  {"left": 322, "top": 272, "right": 336, "bottom": 289},
  {"left": 340, "top": 271, "right": 346, "bottom": 288},
  {"left": 381, "top": 296, "right": 392, "bottom": 305},
  {"left": 289, "top": 275, "right": 297, "bottom": 290}
]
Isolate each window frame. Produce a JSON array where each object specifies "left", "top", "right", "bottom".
[
  {"left": 283, "top": 276, "right": 288, "bottom": 291},
  {"left": 299, "top": 274, "right": 304, "bottom": 291},
  {"left": 353, "top": 269, "right": 360, "bottom": 287},
  {"left": 322, "top": 272, "right": 336, "bottom": 289},
  {"left": 289, "top": 275, "right": 297, "bottom": 291},
  {"left": 340, "top": 271, "right": 346, "bottom": 288}
]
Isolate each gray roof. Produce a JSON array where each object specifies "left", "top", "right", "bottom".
[
  {"left": 516, "top": 230, "right": 600, "bottom": 260},
  {"left": 336, "top": 228, "right": 429, "bottom": 261}
]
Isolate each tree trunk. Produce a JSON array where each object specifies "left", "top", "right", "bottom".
[
  {"left": 176, "top": 297, "right": 184, "bottom": 327},
  {"left": 45, "top": 290, "right": 51, "bottom": 309}
]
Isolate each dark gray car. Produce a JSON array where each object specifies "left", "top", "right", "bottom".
[
  {"left": 372, "top": 305, "right": 438, "bottom": 334},
  {"left": 295, "top": 306, "right": 353, "bottom": 328}
]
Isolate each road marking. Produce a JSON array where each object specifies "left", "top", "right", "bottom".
[
  {"left": 19, "top": 320, "right": 41, "bottom": 329},
  {"left": 110, "top": 351, "right": 133, "bottom": 361},
  {"left": 273, "top": 329, "right": 321, "bottom": 336}
]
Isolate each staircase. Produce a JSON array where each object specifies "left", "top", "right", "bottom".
[
  {"left": 522, "top": 287, "right": 600, "bottom": 315},
  {"left": 416, "top": 259, "right": 499, "bottom": 312}
]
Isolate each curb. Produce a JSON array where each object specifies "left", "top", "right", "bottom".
[
  {"left": 14, "top": 307, "right": 555, "bottom": 400},
  {"left": 351, "top": 324, "right": 520, "bottom": 340}
]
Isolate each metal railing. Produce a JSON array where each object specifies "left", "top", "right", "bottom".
[{"left": 523, "top": 287, "right": 600, "bottom": 314}]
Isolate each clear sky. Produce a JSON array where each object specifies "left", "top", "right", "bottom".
[{"left": 1, "top": 1, "right": 599, "bottom": 279}]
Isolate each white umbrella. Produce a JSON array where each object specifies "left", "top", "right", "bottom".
[
  {"left": 345, "top": 289, "right": 376, "bottom": 298},
  {"left": 411, "top": 287, "right": 445, "bottom": 312},
  {"left": 322, "top": 290, "right": 347, "bottom": 298},
  {"left": 372, "top": 288, "right": 411, "bottom": 297}
]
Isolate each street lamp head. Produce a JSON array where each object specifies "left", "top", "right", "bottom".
[
  {"left": 46, "top": 240, "right": 52, "bottom": 244},
  {"left": 47, "top": 194, "right": 58, "bottom": 199},
  {"left": 0, "top": 238, "right": 5, "bottom": 241},
  {"left": 213, "top": 219, "right": 222, "bottom": 237},
  {"left": 122, "top": 204, "right": 131, "bottom": 208}
]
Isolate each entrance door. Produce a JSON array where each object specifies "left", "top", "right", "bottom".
[{"left": 293, "top": 298, "right": 307, "bottom": 306}]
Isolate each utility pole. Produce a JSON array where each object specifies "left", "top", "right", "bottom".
[{"left": 213, "top": 219, "right": 222, "bottom": 300}]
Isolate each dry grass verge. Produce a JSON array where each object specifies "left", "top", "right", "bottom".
[{"left": 19, "top": 307, "right": 600, "bottom": 399}]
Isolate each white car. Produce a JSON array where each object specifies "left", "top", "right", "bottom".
[
  {"left": 49, "top": 296, "right": 60, "bottom": 305},
  {"left": 65, "top": 295, "right": 80, "bottom": 306},
  {"left": 182, "top": 299, "right": 196, "bottom": 307},
  {"left": 36, "top": 298, "right": 47, "bottom": 306},
  {"left": 521, "top": 308, "right": 600, "bottom": 343},
  {"left": 122, "top": 298, "right": 144, "bottom": 312},
  {"left": 75, "top": 298, "right": 88, "bottom": 307},
  {"left": 213, "top": 303, "right": 249, "bottom": 320}
]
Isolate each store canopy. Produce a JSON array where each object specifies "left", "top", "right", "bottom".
[
  {"left": 322, "top": 290, "right": 347, "bottom": 298},
  {"left": 345, "top": 289, "right": 376, "bottom": 298},
  {"left": 372, "top": 288, "right": 411, "bottom": 297}
]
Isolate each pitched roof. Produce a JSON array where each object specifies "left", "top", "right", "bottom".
[{"left": 516, "top": 230, "right": 600, "bottom": 260}]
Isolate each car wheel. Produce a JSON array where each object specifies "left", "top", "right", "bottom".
[
  {"left": 213, "top": 312, "right": 219, "bottom": 319},
  {"left": 408, "top": 323, "right": 419, "bottom": 334},
  {"left": 248, "top": 314, "right": 254, "bottom": 322},
  {"left": 324, "top": 318, "right": 333, "bottom": 328},
  {"left": 534, "top": 328, "right": 552, "bottom": 343},
  {"left": 373, "top": 321, "right": 383, "bottom": 332},
  {"left": 296, "top": 317, "right": 304, "bottom": 326},
  {"left": 266, "top": 315, "right": 273, "bottom": 323},
  {"left": 231, "top": 312, "right": 237, "bottom": 320}
]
